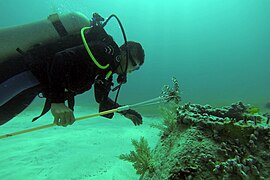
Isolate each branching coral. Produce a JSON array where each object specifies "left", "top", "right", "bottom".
[
  {"left": 152, "top": 77, "right": 181, "bottom": 136},
  {"left": 119, "top": 137, "right": 153, "bottom": 179},
  {"left": 151, "top": 102, "right": 178, "bottom": 137}
]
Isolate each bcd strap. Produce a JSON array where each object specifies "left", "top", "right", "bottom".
[
  {"left": 67, "top": 94, "right": 75, "bottom": 111},
  {"left": 48, "top": 13, "right": 68, "bottom": 37},
  {"left": 32, "top": 98, "right": 51, "bottom": 122},
  {"left": 32, "top": 95, "right": 75, "bottom": 122}
]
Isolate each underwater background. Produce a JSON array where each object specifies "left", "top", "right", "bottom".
[
  {"left": 0, "top": 0, "right": 269, "bottom": 111},
  {"left": 1, "top": 1, "right": 270, "bottom": 179}
]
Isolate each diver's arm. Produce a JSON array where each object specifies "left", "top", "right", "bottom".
[
  {"left": 48, "top": 50, "right": 81, "bottom": 126},
  {"left": 94, "top": 76, "right": 119, "bottom": 118},
  {"left": 48, "top": 45, "right": 89, "bottom": 102},
  {"left": 95, "top": 87, "right": 143, "bottom": 125},
  {"left": 93, "top": 78, "right": 142, "bottom": 125},
  {"left": 48, "top": 52, "right": 69, "bottom": 103}
]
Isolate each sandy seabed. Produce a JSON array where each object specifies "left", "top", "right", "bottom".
[{"left": 0, "top": 101, "right": 161, "bottom": 180}]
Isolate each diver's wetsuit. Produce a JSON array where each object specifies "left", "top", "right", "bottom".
[{"left": 0, "top": 27, "right": 121, "bottom": 125}]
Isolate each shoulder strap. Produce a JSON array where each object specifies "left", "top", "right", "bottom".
[
  {"left": 32, "top": 94, "right": 75, "bottom": 122},
  {"left": 32, "top": 98, "right": 51, "bottom": 122},
  {"left": 48, "top": 13, "right": 68, "bottom": 37}
]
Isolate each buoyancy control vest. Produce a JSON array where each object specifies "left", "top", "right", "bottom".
[{"left": 0, "top": 12, "right": 90, "bottom": 120}]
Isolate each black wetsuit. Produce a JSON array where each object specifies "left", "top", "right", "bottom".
[{"left": 0, "top": 26, "right": 121, "bottom": 125}]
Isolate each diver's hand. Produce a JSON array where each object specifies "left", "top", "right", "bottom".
[
  {"left": 51, "top": 103, "right": 75, "bottom": 127},
  {"left": 122, "top": 109, "right": 143, "bottom": 126}
]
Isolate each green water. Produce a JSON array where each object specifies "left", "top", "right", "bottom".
[
  {"left": 0, "top": 1, "right": 270, "bottom": 179},
  {"left": 1, "top": 0, "right": 269, "bottom": 109}
]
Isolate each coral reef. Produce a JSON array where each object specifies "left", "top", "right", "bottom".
[
  {"left": 150, "top": 102, "right": 178, "bottom": 137},
  {"left": 120, "top": 78, "right": 270, "bottom": 179},
  {"left": 143, "top": 102, "right": 270, "bottom": 179}
]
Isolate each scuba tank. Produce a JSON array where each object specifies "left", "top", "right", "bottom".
[{"left": 0, "top": 12, "right": 90, "bottom": 63}]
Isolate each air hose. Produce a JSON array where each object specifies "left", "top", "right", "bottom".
[{"left": 81, "top": 27, "right": 110, "bottom": 70}]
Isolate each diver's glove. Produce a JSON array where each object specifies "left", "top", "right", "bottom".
[
  {"left": 120, "top": 109, "right": 143, "bottom": 126},
  {"left": 98, "top": 98, "right": 142, "bottom": 125}
]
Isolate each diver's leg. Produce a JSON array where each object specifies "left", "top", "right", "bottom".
[{"left": 0, "top": 86, "right": 40, "bottom": 125}]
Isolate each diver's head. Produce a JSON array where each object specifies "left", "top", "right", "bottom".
[{"left": 117, "top": 41, "right": 145, "bottom": 74}]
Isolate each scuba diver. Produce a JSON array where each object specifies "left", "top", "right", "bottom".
[{"left": 0, "top": 13, "right": 144, "bottom": 127}]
